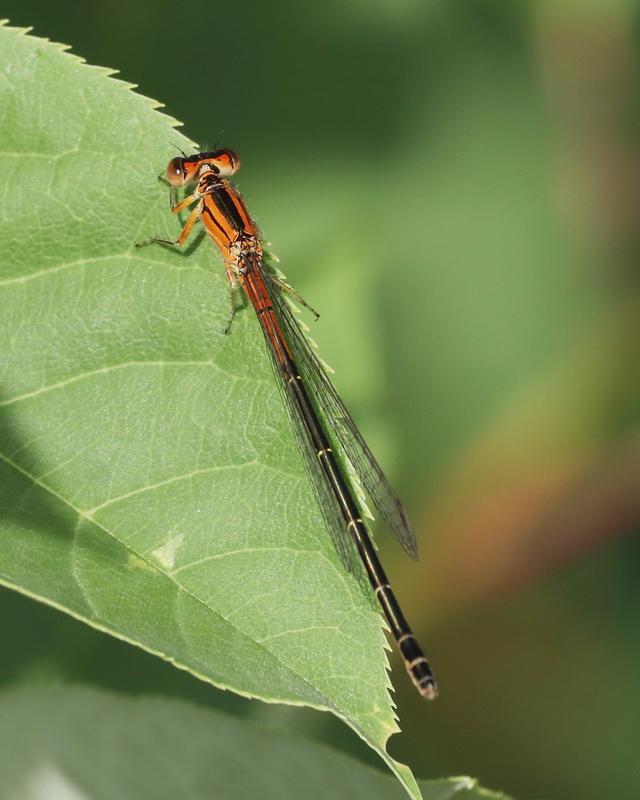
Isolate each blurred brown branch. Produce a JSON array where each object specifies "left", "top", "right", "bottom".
[
  {"left": 398, "top": 4, "right": 640, "bottom": 629},
  {"left": 407, "top": 294, "right": 640, "bottom": 625}
]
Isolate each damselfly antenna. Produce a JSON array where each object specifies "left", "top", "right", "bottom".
[{"left": 171, "top": 143, "right": 188, "bottom": 158}]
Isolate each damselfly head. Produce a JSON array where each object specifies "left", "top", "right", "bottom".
[{"left": 165, "top": 149, "right": 240, "bottom": 186}]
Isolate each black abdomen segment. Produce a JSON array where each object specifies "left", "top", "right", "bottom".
[{"left": 283, "top": 355, "right": 438, "bottom": 700}]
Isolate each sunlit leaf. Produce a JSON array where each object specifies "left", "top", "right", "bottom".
[{"left": 0, "top": 21, "right": 422, "bottom": 797}]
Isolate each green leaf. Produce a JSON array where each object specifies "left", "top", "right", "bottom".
[
  {"left": 0, "top": 22, "right": 419, "bottom": 797},
  {"left": 0, "top": 686, "right": 512, "bottom": 800}
]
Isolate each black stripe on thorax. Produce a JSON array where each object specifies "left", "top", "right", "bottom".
[
  {"left": 209, "top": 185, "right": 249, "bottom": 237},
  {"left": 201, "top": 202, "right": 233, "bottom": 245}
]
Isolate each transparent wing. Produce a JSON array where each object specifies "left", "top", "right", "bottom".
[
  {"left": 263, "top": 269, "right": 418, "bottom": 561},
  {"left": 249, "top": 289, "right": 359, "bottom": 577}
]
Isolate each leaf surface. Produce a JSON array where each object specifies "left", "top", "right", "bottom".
[{"left": 0, "top": 22, "right": 419, "bottom": 797}]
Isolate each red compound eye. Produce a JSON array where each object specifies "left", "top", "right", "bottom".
[{"left": 212, "top": 149, "right": 240, "bottom": 177}]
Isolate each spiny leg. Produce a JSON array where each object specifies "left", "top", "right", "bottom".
[
  {"left": 222, "top": 268, "right": 243, "bottom": 335},
  {"left": 171, "top": 192, "right": 199, "bottom": 215},
  {"left": 135, "top": 198, "right": 202, "bottom": 249},
  {"left": 269, "top": 274, "right": 320, "bottom": 320}
]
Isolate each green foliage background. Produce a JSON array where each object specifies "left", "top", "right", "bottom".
[
  {"left": 0, "top": 686, "right": 507, "bottom": 800},
  {"left": 1, "top": 2, "right": 639, "bottom": 799}
]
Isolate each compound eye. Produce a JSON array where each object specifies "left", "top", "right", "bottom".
[
  {"left": 166, "top": 157, "right": 185, "bottom": 186},
  {"left": 215, "top": 149, "right": 240, "bottom": 176}
]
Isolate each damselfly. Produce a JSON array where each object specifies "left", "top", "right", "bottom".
[{"left": 137, "top": 148, "right": 437, "bottom": 700}]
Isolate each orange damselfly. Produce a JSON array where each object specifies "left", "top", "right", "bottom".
[{"left": 137, "top": 148, "right": 437, "bottom": 700}]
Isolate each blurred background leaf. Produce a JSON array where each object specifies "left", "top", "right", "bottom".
[
  {"left": 0, "top": 686, "right": 511, "bottom": 800},
  {"left": 1, "top": 1, "right": 639, "bottom": 799}
]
